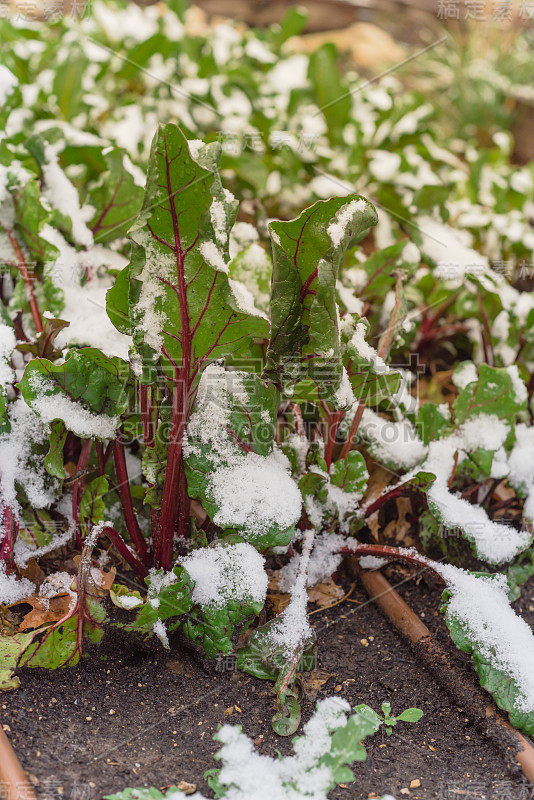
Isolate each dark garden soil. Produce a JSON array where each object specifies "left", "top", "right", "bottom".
[{"left": 3, "top": 566, "right": 533, "bottom": 800}]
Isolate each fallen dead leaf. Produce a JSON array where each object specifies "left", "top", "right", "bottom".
[
  {"left": 176, "top": 782, "right": 197, "bottom": 795},
  {"left": 93, "top": 565, "right": 117, "bottom": 592},
  {"left": 493, "top": 481, "right": 516, "bottom": 503},
  {"left": 224, "top": 705, "right": 242, "bottom": 716},
  {"left": 166, "top": 660, "right": 193, "bottom": 678},
  {"left": 361, "top": 462, "right": 392, "bottom": 542},
  {"left": 299, "top": 668, "right": 333, "bottom": 698},
  {"left": 266, "top": 569, "right": 282, "bottom": 590},
  {"left": 267, "top": 591, "right": 291, "bottom": 615},
  {"left": 266, "top": 570, "right": 291, "bottom": 614},
  {"left": 307, "top": 579, "right": 344, "bottom": 607},
  {"left": 15, "top": 594, "right": 72, "bottom": 632},
  {"left": 72, "top": 556, "right": 116, "bottom": 596},
  {"left": 18, "top": 559, "right": 45, "bottom": 588},
  {"left": 289, "top": 23, "right": 405, "bottom": 69},
  {"left": 382, "top": 497, "right": 415, "bottom": 547}
]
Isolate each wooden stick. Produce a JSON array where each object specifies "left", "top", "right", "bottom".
[
  {"left": 0, "top": 726, "right": 36, "bottom": 800},
  {"left": 355, "top": 564, "right": 534, "bottom": 783}
]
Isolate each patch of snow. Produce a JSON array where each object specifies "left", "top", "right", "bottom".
[
  {"left": 333, "top": 366, "right": 355, "bottom": 409},
  {"left": 268, "top": 530, "right": 314, "bottom": 656},
  {"left": 278, "top": 533, "right": 350, "bottom": 591},
  {"left": 368, "top": 151, "right": 401, "bottom": 182},
  {"left": 153, "top": 618, "right": 170, "bottom": 649},
  {"left": 452, "top": 362, "right": 477, "bottom": 390},
  {"left": 359, "top": 408, "right": 427, "bottom": 471},
  {"left": 228, "top": 278, "right": 269, "bottom": 321},
  {"left": 439, "top": 563, "right": 534, "bottom": 713},
  {"left": 0, "top": 324, "right": 16, "bottom": 389},
  {"left": 421, "top": 422, "right": 531, "bottom": 564},
  {"left": 115, "top": 594, "right": 143, "bottom": 610},
  {"left": 181, "top": 542, "right": 267, "bottom": 608},
  {"left": 349, "top": 322, "right": 389, "bottom": 374},
  {"left": 184, "top": 365, "right": 302, "bottom": 541},
  {"left": 359, "top": 555, "right": 387, "bottom": 568},
  {"left": 209, "top": 450, "right": 301, "bottom": 539},
  {"left": 417, "top": 217, "right": 489, "bottom": 284},
  {"left": 199, "top": 240, "right": 229, "bottom": 273},
  {"left": 0, "top": 397, "right": 57, "bottom": 513},
  {"left": 28, "top": 373, "right": 119, "bottom": 440},
  {"left": 0, "top": 561, "right": 34, "bottom": 605},
  {"left": 0, "top": 66, "right": 18, "bottom": 105},
  {"left": 327, "top": 199, "right": 368, "bottom": 249},
  {"left": 42, "top": 144, "right": 94, "bottom": 248}
]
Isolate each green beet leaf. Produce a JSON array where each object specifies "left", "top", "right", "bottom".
[
  {"left": 184, "top": 367, "right": 300, "bottom": 548},
  {"left": 264, "top": 196, "right": 377, "bottom": 402},
  {"left": 453, "top": 363, "right": 527, "bottom": 426},
  {"left": 18, "top": 348, "right": 130, "bottom": 440},
  {"left": 89, "top": 148, "right": 144, "bottom": 243},
  {"left": 107, "top": 123, "right": 268, "bottom": 388},
  {"left": 330, "top": 451, "right": 368, "bottom": 496}
]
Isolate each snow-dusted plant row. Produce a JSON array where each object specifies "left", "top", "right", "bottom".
[{"left": 1, "top": 3, "right": 534, "bottom": 796}]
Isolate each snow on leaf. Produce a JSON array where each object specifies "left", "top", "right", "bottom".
[
  {"left": 18, "top": 348, "right": 129, "bottom": 441},
  {"left": 107, "top": 124, "right": 268, "bottom": 386},
  {"left": 184, "top": 365, "right": 301, "bottom": 548},
  {"left": 453, "top": 363, "right": 527, "bottom": 426},
  {"left": 439, "top": 563, "right": 534, "bottom": 735}
]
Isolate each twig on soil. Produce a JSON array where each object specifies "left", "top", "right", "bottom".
[{"left": 0, "top": 726, "right": 36, "bottom": 800}]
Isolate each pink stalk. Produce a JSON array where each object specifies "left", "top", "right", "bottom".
[
  {"left": 112, "top": 439, "right": 150, "bottom": 566},
  {"left": 72, "top": 439, "right": 92, "bottom": 549},
  {"left": 140, "top": 384, "right": 161, "bottom": 554},
  {"left": 102, "top": 525, "right": 148, "bottom": 581},
  {"left": 324, "top": 409, "right": 344, "bottom": 471},
  {"left": 3, "top": 227, "right": 42, "bottom": 334},
  {"left": 0, "top": 507, "right": 18, "bottom": 572},
  {"left": 338, "top": 543, "right": 444, "bottom": 580}
]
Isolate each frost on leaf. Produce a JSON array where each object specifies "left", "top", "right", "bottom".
[
  {"left": 184, "top": 364, "right": 302, "bottom": 548},
  {"left": 106, "top": 123, "right": 268, "bottom": 386},
  {"left": 439, "top": 562, "right": 534, "bottom": 735},
  {"left": 18, "top": 348, "right": 129, "bottom": 441}
]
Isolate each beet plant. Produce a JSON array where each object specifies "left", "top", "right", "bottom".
[{"left": 1, "top": 117, "right": 534, "bottom": 747}]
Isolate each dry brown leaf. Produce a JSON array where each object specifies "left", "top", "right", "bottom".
[
  {"left": 382, "top": 497, "right": 415, "bottom": 547},
  {"left": 288, "top": 23, "right": 405, "bottom": 69},
  {"left": 307, "top": 579, "right": 344, "bottom": 607},
  {"left": 166, "top": 660, "right": 193, "bottom": 678},
  {"left": 176, "top": 783, "right": 197, "bottom": 796},
  {"left": 267, "top": 591, "right": 291, "bottom": 615},
  {"left": 266, "top": 569, "right": 291, "bottom": 614},
  {"left": 94, "top": 565, "right": 117, "bottom": 592},
  {"left": 493, "top": 481, "right": 516, "bottom": 502},
  {"left": 266, "top": 568, "right": 282, "bottom": 591},
  {"left": 14, "top": 594, "right": 72, "bottom": 632},
  {"left": 299, "top": 668, "right": 333, "bottom": 697},
  {"left": 224, "top": 705, "right": 241, "bottom": 716},
  {"left": 72, "top": 555, "right": 116, "bottom": 596},
  {"left": 64, "top": 461, "right": 77, "bottom": 478},
  {"left": 361, "top": 462, "right": 392, "bottom": 542},
  {"left": 18, "top": 559, "right": 45, "bottom": 588}
]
